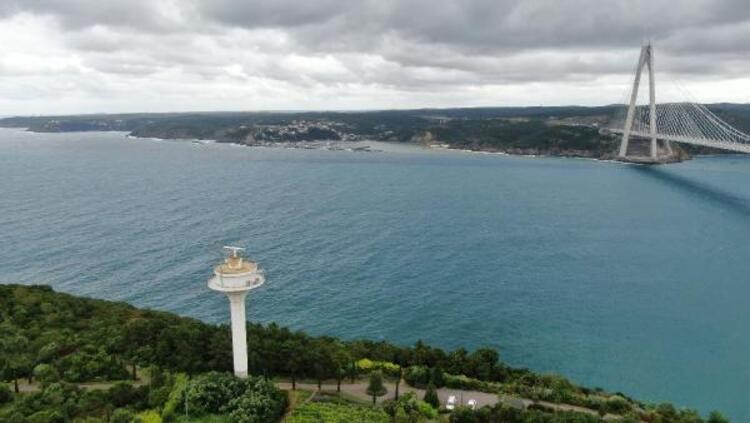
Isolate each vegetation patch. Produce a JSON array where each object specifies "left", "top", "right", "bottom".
[{"left": 0, "top": 285, "right": 732, "bottom": 423}]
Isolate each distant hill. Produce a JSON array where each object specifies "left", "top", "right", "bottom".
[{"left": 3, "top": 104, "right": 750, "bottom": 159}]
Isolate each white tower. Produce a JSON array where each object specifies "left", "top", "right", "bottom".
[{"left": 208, "top": 246, "right": 265, "bottom": 378}]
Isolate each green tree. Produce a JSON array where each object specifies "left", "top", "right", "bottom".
[
  {"left": 366, "top": 370, "right": 387, "bottom": 405},
  {"left": 0, "top": 334, "right": 33, "bottom": 393},
  {"left": 394, "top": 365, "right": 402, "bottom": 400},
  {"left": 331, "top": 342, "right": 351, "bottom": 393},
  {"left": 467, "top": 348, "right": 498, "bottom": 380},
  {"left": 423, "top": 382, "right": 440, "bottom": 409},
  {"left": 708, "top": 411, "right": 730, "bottom": 423},
  {"left": 282, "top": 337, "right": 306, "bottom": 391},
  {"left": 310, "top": 338, "right": 335, "bottom": 391},
  {"left": 348, "top": 358, "right": 358, "bottom": 383},
  {"left": 430, "top": 367, "right": 445, "bottom": 388}
]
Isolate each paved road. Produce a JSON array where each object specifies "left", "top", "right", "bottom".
[{"left": 277, "top": 381, "right": 623, "bottom": 420}]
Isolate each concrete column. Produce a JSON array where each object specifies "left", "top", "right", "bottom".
[
  {"left": 647, "top": 44, "right": 658, "bottom": 158},
  {"left": 619, "top": 46, "right": 648, "bottom": 157},
  {"left": 227, "top": 292, "right": 249, "bottom": 378}
]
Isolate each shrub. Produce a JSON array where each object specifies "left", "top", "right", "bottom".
[
  {"left": 110, "top": 409, "right": 134, "bottom": 423},
  {"left": 605, "top": 395, "right": 631, "bottom": 414},
  {"left": 403, "top": 366, "right": 431, "bottom": 388},
  {"left": 417, "top": 400, "right": 438, "bottom": 419},
  {"left": 135, "top": 410, "right": 162, "bottom": 423},
  {"left": 356, "top": 358, "right": 400, "bottom": 376},
  {"left": 32, "top": 364, "right": 59, "bottom": 384},
  {"left": 708, "top": 411, "right": 730, "bottom": 423},
  {"left": 450, "top": 407, "right": 479, "bottom": 423},
  {"left": 184, "top": 372, "right": 246, "bottom": 415},
  {"left": 26, "top": 410, "right": 65, "bottom": 423},
  {"left": 161, "top": 373, "right": 188, "bottom": 422},
  {"left": 0, "top": 383, "right": 13, "bottom": 404},
  {"left": 444, "top": 374, "right": 497, "bottom": 393},
  {"left": 106, "top": 382, "right": 148, "bottom": 410},
  {"left": 287, "top": 402, "right": 389, "bottom": 423},
  {"left": 383, "top": 392, "right": 435, "bottom": 421},
  {"left": 226, "top": 377, "right": 287, "bottom": 423}
]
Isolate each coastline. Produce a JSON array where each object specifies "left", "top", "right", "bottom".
[
  {"left": 2, "top": 126, "right": 621, "bottom": 160},
  {"left": 0, "top": 125, "right": 695, "bottom": 165}
]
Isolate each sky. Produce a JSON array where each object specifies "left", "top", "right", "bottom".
[{"left": 1, "top": 0, "right": 749, "bottom": 115}]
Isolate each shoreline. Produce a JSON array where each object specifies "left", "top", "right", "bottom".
[
  {"left": 1, "top": 126, "right": 703, "bottom": 165},
  {"left": 2, "top": 126, "right": 616, "bottom": 160}
]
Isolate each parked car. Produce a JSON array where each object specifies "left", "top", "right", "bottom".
[
  {"left": 467, "top": 399, "right": 477, "bottom": 410},
  {"left": 446, "top": 395, "right": 457, "bottom": 410}
]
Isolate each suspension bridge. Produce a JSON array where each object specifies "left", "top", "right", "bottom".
[{"left": 606, "top": 43, "right": 750, "bottom": 163}]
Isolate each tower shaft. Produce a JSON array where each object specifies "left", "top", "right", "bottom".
[
  {"left": 619, "top": 43, "right": 660, "bottom": 159},
  {"left": 227, "top": 291, "right": 249, "bottom": 378}
]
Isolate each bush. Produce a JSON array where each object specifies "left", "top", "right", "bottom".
[
  {"left": 450, "top": 407, "right": 479, "bottom": 423},
  {"left": 403, "top": 366, "right": 431, "bottom": 388},
  {"left": 108, "top": 382, "right": 148, "bottom": 408},
  {"left": 444, "top": 374, "right": 497, "bottom": 393},
  {"left": 226, "top": 377, "right": 287, "bottom": 423},
  {"left": 32, "top": 364, "right": 59, "bottom": 384},
  {"left": 383, "top": 392, "right": 436, "bottom": 421},
  {"left": 605, "top": 394, "right": 631, "bottom": 414},
  {"left": 184, "top": 372, "right": 246, "bottom": 415},
  {"left": 287, "top": 402, "right": 388, "bottom": 423},
  {"left": 417, "top": 400, "right": 438, "bottom": 419},
  {"left": 0, "top": 383, "right": 13, "bottom": 404},
  {"left": 59, "top": 351, "right": 129, "bottom": 382},
  {"left": 135, "top": 410, "right": 162, "bottom": 423},
  {"left": 26, "top": 410, "right": 65, "bottom": 423},
  {"left": 356, "top": 358, "right": 400, "bottom": 376},
  {"left": 110, "top": 408, "right": 134, "bottom": 423},
  {"left": 708, "top": 411, "right": 730, "bottom": 423},
  {"left": 161, "top": 373, "right": 188, "bottom": 422}
]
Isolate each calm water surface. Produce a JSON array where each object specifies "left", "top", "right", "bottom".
[{"left": 1, "top": 129, "right": 749, "bottom": 420}]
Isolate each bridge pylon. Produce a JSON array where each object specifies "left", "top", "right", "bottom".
[{"left": 618, "top": 43, "right": 671, "bottom": 161}]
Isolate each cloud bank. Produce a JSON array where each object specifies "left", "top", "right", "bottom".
[{"left": 1, "top": 0, "right": 749, "bottom": 114}]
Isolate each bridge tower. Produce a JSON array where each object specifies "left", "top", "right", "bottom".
[
  {"left": 618, "top": 43, "right": 672, "bottom": 159},
  {"left": 208, "top": 246, "right": 265, "bottom": 378}
]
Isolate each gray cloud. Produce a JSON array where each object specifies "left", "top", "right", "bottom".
[{"left": 1, "top": 0, "right": 749, "bottom": 114}]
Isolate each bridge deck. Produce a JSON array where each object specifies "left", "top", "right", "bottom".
[{"left": 609, "top": 129, "right": 750, "bottom": 154}]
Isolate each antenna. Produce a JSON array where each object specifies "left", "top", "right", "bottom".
[{"left": 223, "top": 246, "right": 245, "bottom": 257}]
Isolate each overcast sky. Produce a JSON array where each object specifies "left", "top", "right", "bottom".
[{"left": 1, "top": 0, "right": 749, "bottom": 115}]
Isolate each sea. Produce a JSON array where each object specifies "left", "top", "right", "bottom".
[{"left": 1, "top": 128, "right": 749, "bottom": 421}]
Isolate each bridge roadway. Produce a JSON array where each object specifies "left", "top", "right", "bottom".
[{"left": 609, "top": 129, "right": 750, "bottom": 154}]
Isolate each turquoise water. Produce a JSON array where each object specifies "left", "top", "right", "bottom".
[{"left": 2, "top": 129, "right": 749, "bottom": 420}]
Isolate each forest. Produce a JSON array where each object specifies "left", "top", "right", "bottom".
[{"left": 0, "top": 284, "right": 731, "bottom": 423}]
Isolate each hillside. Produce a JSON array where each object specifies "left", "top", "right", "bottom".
[
  {"left": 1, "top": 105, "right": 747, "bottom": 159},
  {"left": 0, "top": 284, "right": 730, "bottom": 422}
]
